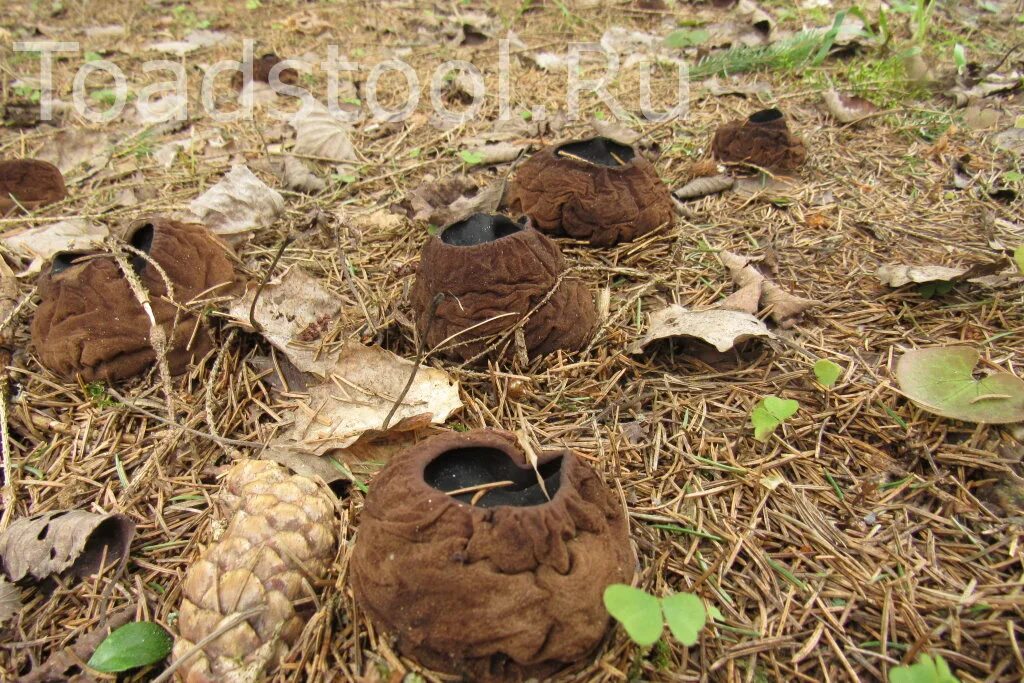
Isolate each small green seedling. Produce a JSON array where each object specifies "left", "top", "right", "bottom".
[
  {"left": 603, "top": 584, "right": 707, "bottom": 648},
  {"left": 88, "top": 621, "right": 172, "bottom": 673},
  {"left": 1015, "top": 245, "right": 1024, "bottom": 274},
  {"left": 751, "top": 395, "right": 799, "bottom": 442},
  {"left": 459, "top": 150, "right": 484, "bottom": 166},
  {"left": 813, "top": 359, "right": 843, "bottom": 388},
  {"left": 664, "top": 28, "right": 710, "bottom": 49},
  {"left": 889, "top": 653, "right": 960, "bottom": 683}
]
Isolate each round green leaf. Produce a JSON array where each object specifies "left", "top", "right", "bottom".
[
  {"left": 603, "top": 584, "right": 663, "bottom": 647},
  {"left": 895, "top": 347, "right": 1024, "bottom": 424},
  {"left": 813, "top": 359, "right": 843, "bottom": 388},
  {"left": 661, "top": 593, "right": 706, "bottom": 646},
  {"left": 88, "top": 621, "right": 172, "bottom": 673}
]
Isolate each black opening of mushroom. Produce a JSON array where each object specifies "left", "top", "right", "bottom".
[
  {"left": 439, "top": 213, "right": 524, "bottom": 247},
  {"left": 424, "top": 446, "right": 562, "bottom": 507},
  {"left": 128, "top": 222, "right": 155, "bottom": 274},
  {"left": 555, "top": 136, "right": 636, "bottom": 167},
  {"left": 749, "top": 108, "right": 784, "bottom": 124}
]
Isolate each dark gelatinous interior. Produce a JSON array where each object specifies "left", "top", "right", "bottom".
[
  {"left": 440, "top": 213, "right": 524, "bottom": 247},
  {"left": 127, "top": 223, "right": 155, "bottom": 274},
  {"left": 556, "top": 137, "right": 636, "bottom": 167},
  {"left": 749, "top": 108, "right": 784, "bottom": 124},
  {"left": 51, "top": 251, "right": 86, "bottom": 275},
  {"left": 424, "top": 446, "right": 563, "bottom": 507}
]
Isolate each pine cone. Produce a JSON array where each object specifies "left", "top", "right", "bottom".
[{"left": 173, "top": 460, "right": 337, "bottom": 683}]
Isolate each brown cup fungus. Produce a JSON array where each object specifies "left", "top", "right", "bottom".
[
  {"left": 31, "top": 218, "right": 235, "bottom": 382},
  {"left": 409, "top": 213, "right": 596, "bottom": 361},
  {"left": 351, "top": 430, "right": 634, "bottom": 682},
  {"left": 711, "top": 108, "right": 807, "bottom": 172},
  {"left": 506, "top": 137, "right": 674, "bottom": 246},
  {"left": 231, "top": 53, "right": 298, "bottom": 91},
  {"left": 0, "top": 159, "right": 67, "bottom": 214}
]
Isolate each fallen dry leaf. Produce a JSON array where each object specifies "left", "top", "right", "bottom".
[
  {"left": 823, "top": 89, "right": 879, "bottom": 124},
  {"left": 875, "top": 260, "right": 1011, "bottom": 287},
  {"left": 716, "top": 281, "right": 762, "bottom": 314},
  {"left": 279, "top": 155, "right": 326, "bottom": 193},
  {"left": 290, "top": 103, "right": 358, "bottom": 163},
  {"left": 732, "top": 173, "right": 802, "bottom": 199},
  {"left": 396, "top": 175, "right": 504, "bottom": 226},
  {"left": 0, "top": 510, "right": 135, "bottom": 582},
  {"left": 1, "top": 220, "right": 108, "bottom": 275},
  {"left": 719, "top": 250, "right": 817, "bottom": 327},
  {"left": 35, "top": 128, "right": 113, "bottom": 176},
  {"left": 463, "top": 142, "right": 526, "bottom": 166},
  {"left": 227, "top": 266, "right": 343, "bottom": 374},
  {"left": 0, "top": 577, "right": 21, "bottom": 627},
  {"left": 628, "top": 304, "right": 775, "bottom": 354},
  {"left": 189, "top": 164, "right": 285, "bottom": 237},
  {"left": 589, "top": 115, "right": 641, "bottom": 145},
  {"left": 278, "top": 343, "right": 463, "bottom": 453},
  {"left": 145, "top": 29, "right": 227, "bottom": 56}
]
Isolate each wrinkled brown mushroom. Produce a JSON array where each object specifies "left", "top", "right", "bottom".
[
  {"left": 711, "top": 108, "right": 806, "bottom": 172},
  {"left": 231, "top": 53, "right": 299, "bottom": 91},
  {"left": 351, "top": 430, "right": 634, "bottom": 682},
  {"left": 409, "top": 213, "right": 596, "bottom": 361},
  {"left": 506, "top": 137, "right": 674, "bottom": 246},
  {"left": 31, "top": 218, "right": 235, "bottom": 382},
  {"left": 0, "top": 159, "right": 67, "bottom": 214}
]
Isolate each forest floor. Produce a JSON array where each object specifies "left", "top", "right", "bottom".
[{"left": 1, "top": 0, "right": 1023, "bottom": 681}]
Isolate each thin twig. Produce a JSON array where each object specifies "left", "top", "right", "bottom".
[
  {"left": 248, "top": 236, "right": 293, "bottom": 333},
  {"left": 381, "top": 292, "right": 443, "bottom": 431}
]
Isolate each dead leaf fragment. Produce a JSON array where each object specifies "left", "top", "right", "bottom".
[
  {"left": 290, "top": 104, "right": 358, "bottom": 163},
  {"left": 279, "top": 155, "right": 326, "bottom": 193},
  {"left": 823, "top": 89, "right": 879, "bottom": 124},
  {"left": 35, "top": 128, "right": 113, "bottom": 176},
  {"left": 0, "top": 511, "right": 135, "bottom": 582},
  {"left": 719, "top": 250, "right": 817, "bottom": 326},
  {"left": 280, "top": 344, "right": 463, "bottom": 453},
  {"left": 146, "top": 29, "right": 227, "bottom": 56},
  {"left": 628, "top": 304, "right": 775, "bottom": 353},
  {"left": 227, "top": 266, "right": 343, "bottom": 374},
  {"left": 464, "top": 142, "right": 526, "bottom": 166},
  {"left": 1, "top": 220, "right": 108, "bottom": 275},
  {"left": 875, "top": 260, "right": 1011, "bottom": 287},
  {"left": 396, "top": 176, "right": 504, "bottom": 226},
  {"left": 189, "top": 165, "right": 285, "bottom": 237},
  {"left": 0, "top": 577, "right": 21, "bottom": 626},
  {"left": 589, "top": 115, "right": 641, "bottom": 145}
]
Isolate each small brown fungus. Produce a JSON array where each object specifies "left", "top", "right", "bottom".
[
  {"left": 506, "top": 137, "right": 674, "bottom": 246},
  {"left": 231, "top": 53, "right": 299, "bottom": 91},
  {"left": 0, "top": 159, "right": 67, "bottom": 214},
  {"left": 409, "top": 213, "right": 596, "bottom": 361},
  {"left": 711, "top": 107, "right": 807, "bottom": 172},
  {"left": 351, "top": 430, "right": 634, "bottom": 682},
  {"left": 31, "top": 218, "right": 235, "bottom": 382}
]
